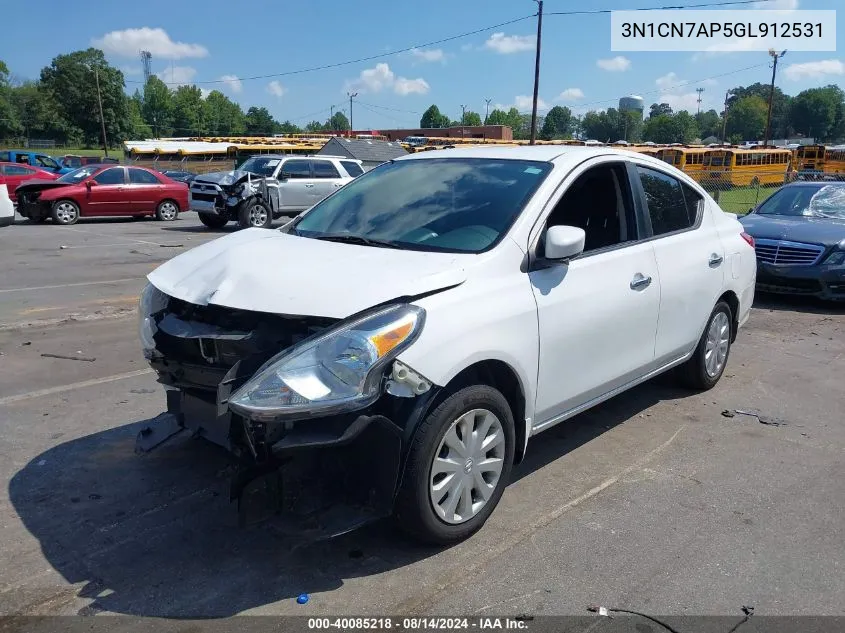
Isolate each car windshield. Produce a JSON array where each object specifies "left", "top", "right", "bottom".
[
  {"left": 238, "top": 157, "right": 281, "bottom": 177},
  {"left": 57, "top": 166, "right": 99, "bottom": 183},
  {"left": 756, "top": 185, "right": 845, "bottom": 219},
  {"left": 291, "top": 157, "right": 552, "bottom": 253}
]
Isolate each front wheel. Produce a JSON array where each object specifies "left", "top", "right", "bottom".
[
  {"left": 238, "top": 199, "right": 273, "bottom": 229},
  {"left": 155, "top": 200, "right": 179, "bottom": 221},
  {"left": 198, "top": 212, "right": 229, "bottom": 229},
  {"left": 394, "top": 384, "right": 515, "bottom": 544},
  {"left": 676, "top": 301, "right": 733, "bottom": 390},
  {"left": 51, "top": 199, "right": 80, "bottom": 225}
]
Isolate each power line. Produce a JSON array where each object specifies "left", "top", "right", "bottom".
[{"left": 127, "top": 0, "right": 777, "bottom": 87}]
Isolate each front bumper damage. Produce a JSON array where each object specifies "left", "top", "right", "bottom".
[
  {"left": 138, "top": 295, "right": 438, "bottom": 537},
  {"left": 756, "top": 262, "right": 845, "bottom": 301}
]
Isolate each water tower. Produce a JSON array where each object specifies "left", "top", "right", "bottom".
[{"left": 619, "top": 95, "right": 645, "bottom": 119}]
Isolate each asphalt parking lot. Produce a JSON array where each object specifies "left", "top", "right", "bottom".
[{"left": 0, "top": 212, "right": 843, "bottom": 621}]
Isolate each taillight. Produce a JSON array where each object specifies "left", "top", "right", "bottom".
[{"left": 741, "top": 232, "right": 755, "bottom": 248}]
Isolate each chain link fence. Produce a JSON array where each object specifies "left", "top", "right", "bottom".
[{"left": 696, "top": 171, "right": 845, "bottom": 215}]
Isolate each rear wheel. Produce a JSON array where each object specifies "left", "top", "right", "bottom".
[
  {"left": 155, "top": 200, "right": 179, "bottom": 221},
  {"left": 394, "top": 384, "right": 515, "bottom": 544},
  {"left": 51, "top": 200, "right": 79, "bottom": 225},
  {"left": 676, "top": 301, "right": 733, "bottom": 390},
  {"left": 198, "top": 212, "right": 228, "bottom": 229},
  {"left": 238, "top": 199, "right": 272, "bottom": 229}
]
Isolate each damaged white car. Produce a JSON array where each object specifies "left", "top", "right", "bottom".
[{"left": 139, "top": 146, "right": 757, "bottom": 544}]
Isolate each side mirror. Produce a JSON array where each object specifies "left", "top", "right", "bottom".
[
  {"left": 544, "top": 225, "right": 586, "bottom": 261},
  {"left": 86, "top": 180, "right": 97, "bottom": 189},
  {"left": 747, "top": 207, "right": 754, "bottom": 215}
]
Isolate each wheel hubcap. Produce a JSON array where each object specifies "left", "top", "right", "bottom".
[
  {"left": 704, "top": 311, "right": 730, "bottom": 378},
  {"left": 429, "top": 408, "right": 505, "bottom": 525},
  {"left": 250, "top": 204, "right": 268, "bottom": 226},
  {"left": 56, "top": 203, "right": 76, "bottom": 222},
  {"left": 160, "top": 203, "right": 177, "bottom": 220}
]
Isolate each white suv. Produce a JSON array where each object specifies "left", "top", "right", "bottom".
[
  {"left": 0, "top": 174, "right": 14, "bottom": 228},
  {"left": 189, "top": 155, "right": 363, "bottom": 230},
  {"left": 141, "top": 146, "right": 757, "bottom": 543}
]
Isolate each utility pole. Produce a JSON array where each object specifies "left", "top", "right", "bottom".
[
  {"left": 764, "top": 49, "right": 786, "bottom": 147},
  {"left": 721, "top": 90, "right": 731, "bottom": 143},
  {"left": 484, "top": 98, "right": 492, "bottom": 125},
  {"left": 347, "top": 92, "right": 357, "bottom": 136},
  {"left": 696, "top": 87, "right": 705, "bottom": 114},
  {"left": 460, "top": 104, "right": 467, "bottom": 138},
  {"left": 94, "top": 66, "right": 109, "bottom": 157},
  {"left": 530, "top": 0, "right": 543, "bottom": 145}
]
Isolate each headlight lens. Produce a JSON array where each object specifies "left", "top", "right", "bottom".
[
  {"left": 139, "top": 282, "right": 168, "bottom": 356},
  {"left": 823, "top": 249, "right": 845, "bottom": 266},
  {"left": 228, "top": 304, "right": 425, "bottom": 420}
]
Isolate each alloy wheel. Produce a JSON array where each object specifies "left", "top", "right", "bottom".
[{"left": 704, "top": 311, "right": 730, "bottom": 377}]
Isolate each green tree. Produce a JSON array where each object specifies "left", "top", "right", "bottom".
[
  {"left": 142, "top": 76, "right": 174, "bottom": 137},
  {"left": 10, "top": 81, "right": 81, "bottom": 144},
  {"left": 730, "top": 82, "right": 792, "bottom": 138},
  {"left": 305, "top": 120, "right": 326, "bottom": 132},
  {"left": 642, "top": 111, "right": 699, "bottom": 144},
  {"left": 172, "top": 85, "right": 208, "bottom": 136},
  {"left": 39, "top": 48, "right": 128, "bottom": 147},
  {"left": 540, "top": 105, "right": 573, "bottom": 140},
  {"left": 327, "top": 110, "right": 350, "bottom": 131},
  {"left": 276, "top": 120, "right": 302, "bottom": 134},
  {"left": 126, "top": 92, "right": 152, "bottom": 139},
  {"left": 244, "top": 106, "right": 276, "bottom": 135},
  {"left": 790, "top": 85, "right": 845, "bottom": 142},
  {"left": 420, "top": 104, "right": 450, "bottom": 128},
  {"left": 0, "top": 60, "right": 23, "bottom": 138},
  {"left": 462, "top": 111, "right": 482, "bottom": 126},
  {"left": 725, "top": 95, "right": 767, "bottom": 141},
  {"left": 505, "top": 108, "right": 525, "bottom": 138},
  {"left": 649, "top": 102, "right": 673, "bottom": 118},
  {"left": 581, "top": 108, "right": 636, "bottom": 142},
  {"left": 695, "top": 109, "right": 721, "bottom": 140},
  {"left": 204, "top": 90, "right": 245, "bottom": 135}
]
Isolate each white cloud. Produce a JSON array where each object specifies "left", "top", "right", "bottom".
[
  {"left": 460, "top": 43, "right": 474, "bottom": 52},
  {"left": 120, "top": 65, "right": 141, "bottom": 76},
  {"left": 345, "top": 63, "right": 429, "bottom": 96},
  {"left": 93, "top": 27, "right": 208, "bottom": 59},
  {"left": 266, "top": 80, "right": 285, "bottom": 98},
  {"left": 597, "top": 56, "right": 631, "bottom": 72},
  {"left": 200, "top": 88, "right": 211, "bottom": 99},
  {"left": 410, "top": 48, "right": 445, "bottom": 63},
  {"left": 514, "top": 95, "right": 548, "bottom": 112},
  {"left": 783, "top": 59, "right": 844, "bottom": 81},
  {"left": 484, "top": 33, "right": 534, "bottom": 54},
  {"left": 557, "top": 88, "right": 584, "bottom": 101},
  {"left": 655, "top": 72, "right": 717, "bottom": 91},
  {"left": 394, "top": 77, "right": 430, "bottom": 95},
  {"left": 657, "top": 93, "right": 705, "bottom": 112},
  {"left": 219, "top": 74, "right": 242, "bottom": 93},
  {"left": 157, "top": 65, "right": 197, "bottom": 86}
]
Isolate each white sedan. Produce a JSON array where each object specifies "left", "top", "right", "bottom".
[
  {"left": 139, "top": 146, "right": 757, "bottom": 543},
  {"left": 0, "top": 174, "right": 14, "bottom": 228}
]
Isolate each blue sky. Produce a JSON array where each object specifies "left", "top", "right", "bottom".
[{"left": 2, "top": 0, "right": 842, "bottom": 129}]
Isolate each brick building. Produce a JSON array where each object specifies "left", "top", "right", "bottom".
[{"left": 380, "top": 125, "right": 513, "bottom": 142}]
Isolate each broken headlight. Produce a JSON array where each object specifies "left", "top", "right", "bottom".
[
  {"left": 139, "top": 282, "right": 168, "bottom": 358},
  {"left": 228, "top": 304, "right": 425, "bottom": 420}
]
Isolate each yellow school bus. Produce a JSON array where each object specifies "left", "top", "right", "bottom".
[
  {"left": 703, "top": 148, "right": 792, "bottom": 187},
  {"left": 656, "top": 147, "right": 709, "bottom": 181},
  {"left": 627, "top": 145, "right": 661, "bottom": 157},
  {"left": 796, "top": 144, "right": 845, "bottom": 179}
]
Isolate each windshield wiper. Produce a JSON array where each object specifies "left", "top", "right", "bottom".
[{"left": 312, "top": 234, "right": 403, "bottom": 249}]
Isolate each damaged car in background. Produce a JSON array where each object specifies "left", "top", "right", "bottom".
[
  {"left": 139, "top": 147, "right": 756, "bottom": 544},
  {"left": 189, "top": 155, "right": 362, "bottom": 230}
]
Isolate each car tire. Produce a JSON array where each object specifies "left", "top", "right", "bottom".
[
  {"left": 51, "top": 199, "right": 80, "bottom": 226},
  {"left": 394, "top": 384, "right": 515, "bottom": 545},
  {"left": 155, "top": 200, "right": 179, "bottom": 222},
  {"left": 676, "top": 301, "right": 733, "bottom": 391},
  {"left": 198, "top": 212, "right": 228, "bottom": 229},
  {"left": 238, "top": 199, "right": 273, "bottom": 229}
]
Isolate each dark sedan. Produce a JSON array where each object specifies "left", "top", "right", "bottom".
[
  {"left": 740, "top": 182, "right": 845, "bottom": 300},
  {"left": 161, "top": 170, "right": 197, "bottom": 183}
]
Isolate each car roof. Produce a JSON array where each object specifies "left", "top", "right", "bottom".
[{"left": 782, "top": 181, "right": 845, "bottom": 189}]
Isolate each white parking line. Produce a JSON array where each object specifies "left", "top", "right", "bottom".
[
  {"left": 0, "top": 369, "right": 155, "bottom": 406},
  {"left": 0, "top": 278, "right": 142, "bottom": 293}
]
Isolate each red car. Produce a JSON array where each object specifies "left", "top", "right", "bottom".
[
  {"left": 15, "top": 164, "right": 189, "bottom": 225},
  {"left": 0, "top": 162, "right": 58, "bottom": 202}
]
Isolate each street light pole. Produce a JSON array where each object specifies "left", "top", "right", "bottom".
[
  {"left": 94, "top": 67, "right": 109, "bottom": 157},
  {"left": 347, "top": 92, "right": 358, "bottom": 136},
  {"left": 530, "top": 0, "right": 543, "bottom": 145},
  {"left": 460, "top": 104, "right": 467, "bottom": 138},
  {"left": 484, "top": 98, "right": 492, "bottom": 125},
  {"left": 721, "top": 90, "right": 731, "bottom": 143},
  {"left": 764, "top": 49, "right": 786, "bottom": 147}
]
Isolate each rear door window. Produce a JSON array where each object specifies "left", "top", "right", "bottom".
[
  {"left": 340, "top": 161, "right": 364, "bottom": 177},
  {"left": 311, "top": 160, "right": 341, "bottom": 179},
  {"left": 128, "top": 168, "right": 162, "bottom": 184},
  {"left": 637, "top": 167, "right": 700, "bottom": 236},
  {"left": 280, "top": 159, "right": 312, "bottom": 179}
]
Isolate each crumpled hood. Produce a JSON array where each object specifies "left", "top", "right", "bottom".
[
  {"left": 192, "top": 170, "right": 256, "bottom": 186},
  {"left": 147, "top": 228, "right": 468, "bottom": 318},
  {"left": 15, "top": 179, "right": 69, "bottom": 194},
  {"left": 740, "top": 213, "right": 845, "bottom": 248}
]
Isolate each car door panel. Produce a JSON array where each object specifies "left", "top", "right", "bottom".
[
  {"left": 128, "top": 168, "right": 163, "bottom": 213},
  {"left": 278, "top": 159, "right": 315, "bottom": 211},
  {"left": 310, "top": 159, "right": 344, "bottom": 202},
  {"left": 530, "top": 243, "right": 661, "bottom": 426},
  {"left": 86, "top": 167, "right": 128, "bottom": 215}
]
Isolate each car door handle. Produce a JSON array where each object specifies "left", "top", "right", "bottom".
[
  {"left": 333, "top": 183, "right": 342, "bottom": 188},
  {"left": 304, "top": 184, "right": 315, "bottom": 188},
  {"left": 709, "top": 253, "right": 724, "bottom": 267},
  {"left": 630, "top": 273, "right": 652, "bottom": 290}
]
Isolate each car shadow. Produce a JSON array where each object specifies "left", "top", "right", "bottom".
[
  {"left": 8, "top": 379, "right": 692, "bottom": 617},
  {"left": 753, "top": 291, "right": 845, "bottom": 315}
]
